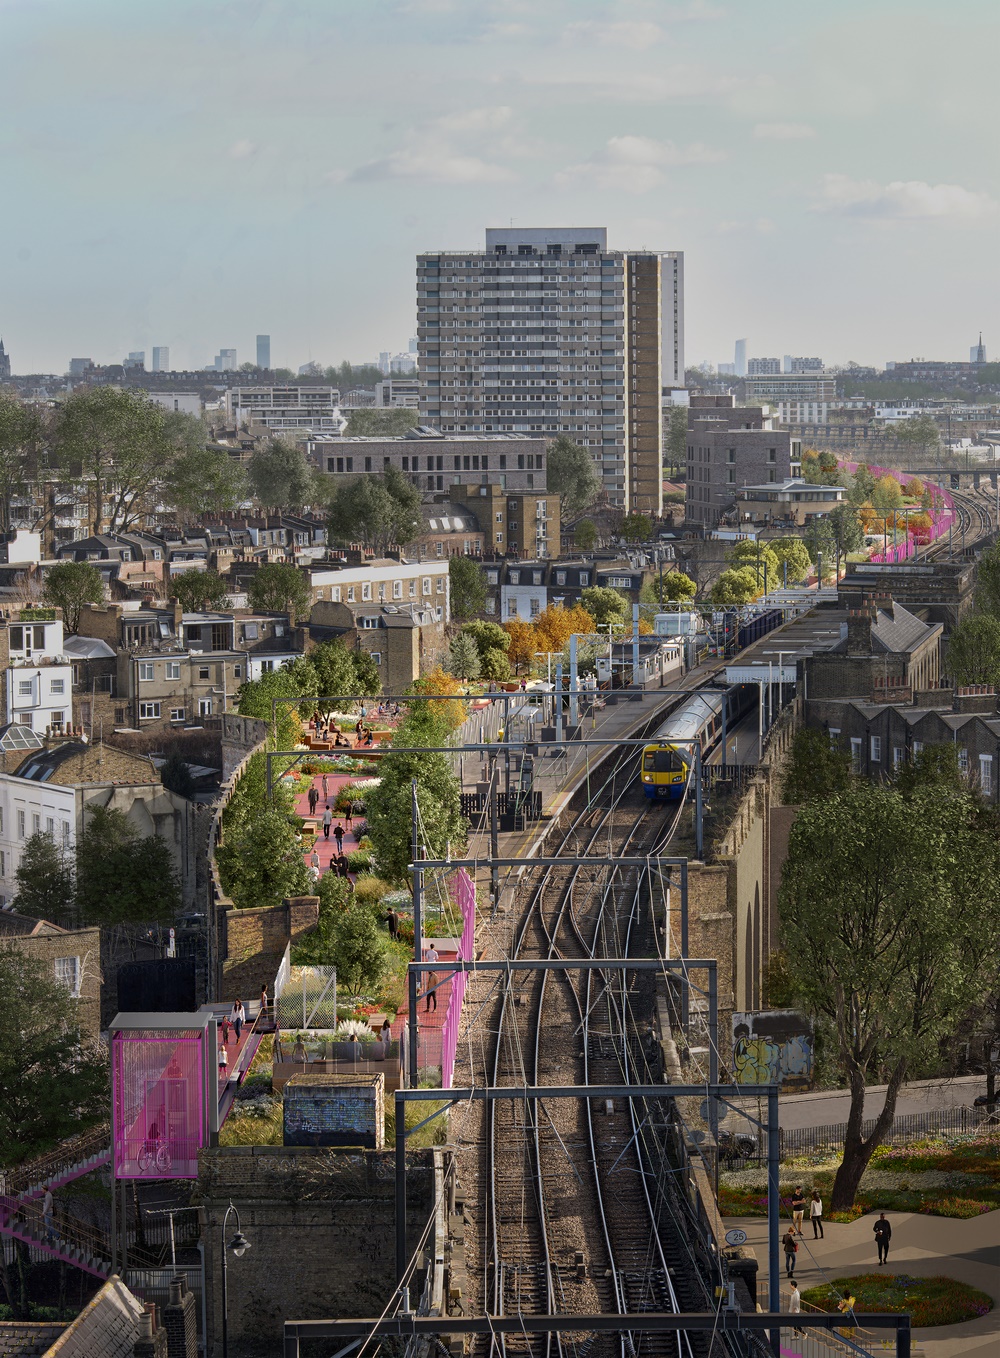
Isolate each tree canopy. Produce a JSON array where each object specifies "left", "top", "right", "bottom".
[
  {"left": 574, "top": 519, "right": 598, "bottom": 552},
  {"left": 975, "top": 541, "right": 1000, "bottom": 620},
  {"left": 171, "top": 569, "right": 230, "bottom": 613},
  {"left": 343, "top": 408, "right": 418, "bottom": 438},
  {"left": 945, "top": 613, "right": 1000, "bottom": 687},
  {"left": 767, "top": 538, "right": 813, "bottom": 585},
  {"left": 0, "top": 393, "right": 42, "bottom": 535},
  {"left": 448, "top": 554, "right": 487, "bottom": 622},
  {"left": 217, "top": 807, "right": 312, "bottom": 911},
  {"left": 664, "top": 404, "right": 688, "bottom": 478},
  {"left": 827, "top": 504, "right": 864, "bottom": 560},
  {"left": 447, "top": 632, "right": 481, "bottom": 681},
  {"left": 619, "top": 513, "right": 652, "bottom": 544},
  {"left": 43, "top": 560, "right": 104, "bottom": 632},
  {"left": 711, "top": 566, "right": 763, "bottom": 606},
  {"left": 326, "top": 466, "right": 422, "bottom": 555},
  {"left": 14, "top": 832, "right": 76, "bottom": 926},
  {"left": 163, "top": 439, "right": 246, "bottom": 517},
  {"left": 580, "top": 585, "right": 630, "bottom": 629},
  {"left": 782, "top": 728, "right": 853, "bottom": 804},
  {"left": 247, "top": 562, "right": 311, "bottom": 620},
  {"left": 75, "top": 806, "right": 180, "bottom": 926},
  {"left": 546, "top": 435, "right": 600, "bottom": 516},
  {"left": 247, "top": 439, "right": 313, "bottom": 510}
]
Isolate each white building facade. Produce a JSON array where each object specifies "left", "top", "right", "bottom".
[{"left": 4, "top": 617, "right": 74, "bottom": 733}]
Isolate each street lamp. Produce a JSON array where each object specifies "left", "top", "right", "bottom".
[{"left": 221, "top": 1201, "right": 251, "bottom": 1358}]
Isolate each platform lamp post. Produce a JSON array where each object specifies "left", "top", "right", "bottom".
[{"left": 220, "top": 1201, "right": 251, "bottom": 1358}]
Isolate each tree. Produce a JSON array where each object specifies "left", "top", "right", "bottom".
[
  {"left": 247, "top": 439, "right": 313, "bottom": 510},
  {"left": 729, "top": 539, "right": 779, "bottom": 591},
  {"left": 0, "top": 947, "right": 107, "bottom": 1171},
  {"left": 974, "top": 541, "right": 1000, "bottom": 620},
  {"left": 574, "top": 519, "right": 597, "bottom": 552},
  {"left": 944, "top": 613, "right": 1000, "bottom": 687},
  {"left": 638, "top": 574, "right": 696, "bottom": 626},
  {"left": 309, "top": 638, "right": 381, "bottom": 705},
  {"left": 711, "top": 567, "right": 763, "bottom": 606},
  {"left": 319, "top": 901, "right": 387, "bottom": 996},
  {"left": 343, "top": 408, "right": 418, "bottom": 438},
  {"left": 480, "top": 647, "right": 512, "bottom": 682},
  {"left": 327, "top": 467, "right": 422, "bottom": 555},
  {"left": 76, "top": 807, "right": 180, "bottom": 926},
  {"left": 780, "top": 783, "right": 1000, "bottom": 1209},
  {"left": 163, "top": 441, "right": 246, "bottom": 517},
  {"left": 580, "top": 585, "right": 630, "bottom": 629},
  {"left": 56, "top": 385, "right": 171, "bottom": 534},
  {"left": 620, "top": 513, "right": 652, "bottom": 544},
  {"left": 352, "top": 649, "right": 382, "bottom": 697},
  {"left": 546, "top": 435, "right": 600, "bottom": 516},
  {"left": 803, "top": 517, "right": 837, "bottom": 582},
  {"left": 447, "top": 632, "right": 481, "bottom": 681},
  {"left": 871, "top": 474, "right": 904, "bottom": 513},
  {"left": 171, "top": 569, "right": 230, "bottom": 613},
  {"left": 827, "top": 504, "right": 864, "bottom": 568},
  {"left": 664, "top": 404, "right": 688, "bottom": 478},
  {"left": 365, "top": 716, "right": 468, "bottom": 884},
  {"left": 767, "top": 538, "right": 813, "bottom": 586},
  {"left": 14, "top": 833, "right": 76, "bottom": 926},
  {"left": 533, "top": 603, "right": 595, "bottom": 653},
  {"left": 505, "top": 618, "right": 536, "bottom": 674},
  {"left": 848, "top": 464, "right": 876, "bottom": 506},
  {"left": 160, "top": 752, "right": 195, "bottom": 798},
  {"left": 247, "top": 563, "right": 311, "bottom": 620},
  {"left": 782, "top": 728, "right": 853, "bottom": 804},
  {"left": 461, "top": 620, "right": 510, "bottom": 663},
  {"left": 0, "top": 393, "right": 41, "bottom": 535},
  {"left": 894, "top": 744, "right": 965, "bottom": 797},
  {"left": 448, "top": 555, "right": 487, "bottom": 623},
  {"left": 43, "top": 560, "right": 104, "bottom": 632},
  {"left": 326, "top": 361, "right": 386, "bottom": 391},
  {"left": 895, "top": 413, "right": 941, "bottom": 460},
  {"left": 216, "top": 807, "right": 312, "bottom": 911},
  {"left": 407, "top": 667, "right": 467, "bottom": 734},
  {"left": 237, "top": 665, "right": 307, "bottom": 746}
]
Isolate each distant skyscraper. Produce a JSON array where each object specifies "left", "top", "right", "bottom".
[
  {"left": 214, "top": 348, "right": 237, "bottom": 372},
  {"left": 748, "top": 357, "right": 781, "bottom": 376},
  {"left": 408, "top": 337, "right": 418, "bottom": 354},
  {"left": 256, "top": 334, "right": 271, "bottom": 369},
  {"left": 734, "top": 339, "right": 747, "bottom": 378},
  {"left": 0, "top": 339, "right": 9, "bottom": 380},
  {"left": 971, "top": 333, "right": 987, "bottom": 364},
  {"left": 69, "top": 358, "right": 93, "bottom": 376},
  {"left": 152, "top": 346, "right": 169, "bottom": 372},
  {"left": 124, "top": 351, "right": 145, "bottom": 370}
]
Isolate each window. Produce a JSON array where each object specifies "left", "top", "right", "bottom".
[
  {"left": 496, "top": 532, "right": 503, "bottom": 543},
  {"left": 233, "top": 665, "right": 242, "bottom": 679},
  {"left": 556, "top": 571, "right": 566, "bottom": 585},
  {"left": 347, "top": 586, "right": 356, "bottom": 602},
  {"left": 17, "top": 809, "right": 25, "bottom": 838},
  {"left": 408, "top": 580, "right": 416, "bottom": 597},
  {"left": 850, "top": 737, "right": 862, "bottom": 772},
  {"left": 54, "top": 955, "right": 81, "bottom": 997},
  {"left": 980, "top": 754, "right": 993, "bottom": 796},
  {"left": 509, "top": 571, "right": 520, "bottom": 584},
  {"left": 331, "top": 586, "right": 342, "bottom": 603},
  {"left": 170, "top": 707, "right": 185, "bottom": 723},
  {"left": 198, "top": 665, "right": 210, "bottom": 680},
  {"left": 46, "top": 817, "right": 54, "bottom": 836},
  {"left": 958, "top": 747, "right": 969, "bottom": 774},
  {"left": 50, "top": 679, "right": 65, "bottom": 695},
  {"left": 870, "top": 736, "right": 881, "bottom": 762},
  {"left": 243, "top": 622, "right": 259, "bottom": 640},
  {"left": 199, "top": 698, "right": 213, "bottom": 717},
  {"left": 274, "top": 624, "right": 285, "bottom": 637},
  {"left": 530, "top": 598, "right": 541, "bottom": 617},
  {"left": 51, "top": 712, "right": 64, "bottom": 726},
  {"left": 507, "top": 599, "right": 518, "bottom": 618},
  {"left": 165, "top": 661, "right": 181, "bottom": 680},
  {"left": 912, "top": 740, "right": 923, "bottom": 756},
  {"left": 369, "top": 652, "right": 382, "bottom": 665},
  {"left": 422, "top": 577, "right": 432, "bottom": 596},
  {"left": 138, "top": 661, "right": 155, "bottom": 681},
  {"left": 495, "top": 512, "right": 503, "bottom": 523},
  {"left": 362, "top": 582, "right": 372, "bottom": 601},
  {"left": 62, "top": 821, "right": 70, "bottom": 844},
  {"left": 393, "top": 580, "right": 403, "bottom": 599},
  {"left": 580, "top": 573, "right": 590, "bottom": 586},
  {"left": 138, "top": 701, "right": 161, "bottom": 720},
  {"left": 360, "top": 616, "right": 379, "bottom": 629},
  {"left": 893, "top": 746, "right": 904, "bottom": 769},
  {"left": 260, "top": 660, "right": 275, "bottom": 673},
  {"left": 32, "top": 814, "right": 40, "bottom": 834},
  {"left": 768, "top": 448, "right": 777, "bottom": 463},
  {"left": 18, "top": 680, "right": 32, "bottom": 696}
]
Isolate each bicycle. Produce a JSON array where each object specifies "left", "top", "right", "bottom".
[{"left": 136, "top": 1139, "right": 172, "bottom": 1174}]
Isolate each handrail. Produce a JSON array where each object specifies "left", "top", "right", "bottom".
[
  {"left": 1, "top": 1194, "right": 162, "bottom": 1273},
  {"left": 1, "top": 1122, "right": 111, "bottom": 1197}
]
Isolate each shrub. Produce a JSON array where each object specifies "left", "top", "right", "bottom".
[
  {"left": 801, "top": 1274, "right": 992, "bottom": 1328},
  {"left": 353, "top": 875, "right": 394, "bottom": 906}
]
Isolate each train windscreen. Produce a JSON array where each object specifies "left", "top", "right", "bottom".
[{"left": 644, "top": 748, "right": 686, "bottom": 773}]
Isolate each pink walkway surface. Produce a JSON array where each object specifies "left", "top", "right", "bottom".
[{"left": 838, "top": 459, "right": 955, "bottom": 562}]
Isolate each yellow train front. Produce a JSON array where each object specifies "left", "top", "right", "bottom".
[{"left": 640, "top": 687, "right": 755, "bottom": 800}]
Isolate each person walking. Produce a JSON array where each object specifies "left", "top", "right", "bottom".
[
  {"left": 873, "top": 1213, "right": 891, "bottom": 1265},
  {"left": 810, "top": 1189, "right": 824, "bottom": 1239},
  {"left": 386, "top": 906, "right": 398, "bottom": 941},
  {"left": 221, "top": 1015, "right": 232, "bottom": 1045},
  {"left": 307, "top": 784, "right": 319, "bottom": 815},
  {"left": 344, "top": 801, "right": 353, "bottom": 831},
  {"left": 322, "top": 774, "right": 329, "bottom": 801},
  {"left": 42, "top": 1188, "right": 54, "bottom": 1245},
  {"left": 791, "top": 1186, "right": 806, "bottom": 1236},
  {"left": 322, "top": 806, "right": 333, "bottom": 840},
  {"left": 231, "top": 999, "right": 245, "bottom": 1042},
  {"left": 333, "top": 822, "right": 345, "bottom": 853},
  {"left": 783, "top": 1227, "right": 798, "bottom": 1278},
  {"left": 218, "top": 1043, "right": 229, "bottom": 1082},
  {"left": 788, "top": 1280, "right": 805, "bottom": 1337},
  {"left": 424, "top": 943, "right": 439, "bottom": 1012},
  {"left": 380, "top": 1018, "right": 392, "bottom": 1050},
  {"left": 260, "top": 985, "right": 269, "bottom": 1023}
]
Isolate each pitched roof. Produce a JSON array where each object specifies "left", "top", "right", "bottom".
[{"left": 871, "top": 601, "right": 935, "bottom": 655}]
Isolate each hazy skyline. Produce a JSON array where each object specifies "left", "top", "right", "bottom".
[{"left": 2, "top": 0, "right": 997, "bottom": 374}]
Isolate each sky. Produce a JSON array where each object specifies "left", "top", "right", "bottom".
[{"left": 2, "top": 0, "right": 998, "bottom": 375}]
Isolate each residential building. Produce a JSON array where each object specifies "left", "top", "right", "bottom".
[
  {"left": 64, "top": 634, "right": 118, "bottom": 735},
  {"left": 308, "top": 431, "right": 547, "bottom": 493},
  {"left": 0, "top": 609, "right": 73, "bottom": 733},
  {"left": 0, "top": 736, "right": 201, "bottom": 907},
  {"left": 685, "top": 395, "right": 802, "bottom": 529},
  {"left": 375, "top": 377, "right": 420, "bottom": 408},
  {"left": 0, "top": 913, "right": 102, "bottom": 1039},
  {"left": 226, "top": 385, "right": 341, "bottom": 432},
  {"left": 416, "top": 225, "right": 685, "bottom": 514},
  {"left": 804, "top": 597, "right": 942, "bottom": 712},
  {"left": 737, "top": 479, "right": 845, "bottom": 527},
  {"left": 783, "top": 356, "right": 824, "bottom": 373},
  {"left": 307, "top": 558, "right": 450, "bottom": 619},
  {"left": 449, "top": 483, "right": 560, "bottom": 559},
  {"left": 151, "top": 346, "right": 170, "bottom": 372},
  {"left": 341, "top": 387, "right": 376, "bottom": 408},
  {"left": 144, "top": 390, "right": 201, "bottom": 417},
  {"left": 744, "top": 372, "right": 837, "bottom": 404},
  {"left": 406, "top": 504, "right": 485, "bottom": 561},
  {"left": 256, "top": 334, "right": 271, "bottom": 369},
  {"left": 483, "top": 557, "right": 645, "bottom": 621},
  {"left": 69, "top": 358, "right": 93, "bottom": 376},
  {"left": 747, "top": 357, "right": 780, "bottom": 376}
]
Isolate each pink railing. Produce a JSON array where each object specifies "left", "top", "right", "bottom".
[
  {"left": 837, "top": 461, "right": 955, "bottom": 561},
  {"left": 440, "top": 869, "right": 477, "bottom": 1088}
]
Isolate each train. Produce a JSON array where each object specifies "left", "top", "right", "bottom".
[{"left": 640, "top": 684, "right": 757, "bottom": 800}]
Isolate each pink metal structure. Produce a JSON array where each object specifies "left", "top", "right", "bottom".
[
  {"left": 440, "top": 869, "right": 477, "bottom": 1088},
  {"left": 112, "top": 1023, "right": 208, "bottom": 1179},
  {"left": 838, "top": 460, "right": 955, "bottom": 562}
]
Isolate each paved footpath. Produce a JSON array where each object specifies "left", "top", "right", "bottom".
[{"left": 727, "top": 1209, "right": 1000, "bottom": 1357}]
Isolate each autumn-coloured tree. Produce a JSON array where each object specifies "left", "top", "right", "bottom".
[
  {"left": 409, "top": 666, "right": 467, "bottom": 732},
  {"left": 904, "top": 477, "right": 925, "bottom": 500},
  {"left": 532, "top": 603, "right": 595, "bottom": 653},
  {"left": 504, "top": 618, "right": 536, "bottom": 675}
]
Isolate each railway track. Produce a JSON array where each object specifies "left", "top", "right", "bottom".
[{"left": 922, "top": 487, "right": 993, "bottom": 561}]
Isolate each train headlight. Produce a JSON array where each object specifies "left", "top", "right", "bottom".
[{"left": 643, "top": 775, "right": 653, "bottom": 782}]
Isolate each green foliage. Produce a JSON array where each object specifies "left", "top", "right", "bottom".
[
  {"left": 13, "top": 833, "right": 76, "bottom": 926},
  {"left": 639, "top": 574, "right": 696, "bottom": 615},
  {"left": 448, "top": 554, "right": 487, "bottom": 622},
  {"left": 171, "top": 569, "right": 230, "bottom": 613},
  {"left": 767, "top": 538, "right": 813, "bottom": 584},
  {"left": 893, "top": 744, "right": 964, "bottom": 797},
  {"left": 365, "top": 717, "right": 468, "bottom": 884},
  {"left": 236, "top": 666, "right": 305, "bottom": 747},
  {"left": 327, "top": 466, "right": 422, "bottom": 555},
  {"left": 163, "top": 439, "right": 246, "bottom": 517},
  {"left": 779, "top": 782, "right": 1000, "bottom": 1206},
  {"left": 247, "top": 562, "right": 310, "bottom": 620},
  {"left": 619, "top": 513, "right": 652, "bottom": 544},
  {"left": 848, "top": 465, "right": 876, "bottom": 505},
  {"left": 782, "top": 728, "right": 853, "bottom": 803},
  {"left": 894, "top": 413, "right": 941, "bottom": 456},
  {"left": 664, "top": 403, "right": 688, "bottom": 477},
  {"left": 43, "top": 560, "right": 104, "bottom": 633},
  {"left": 0, "top": 393, "right": 41, "bottom": 535},
  {"left": 460, "top": 620, "right": 510, "bottom": 661},
  {"left": 546, "top": 435, "right": 600, "bottom": 516},
  {"left": 803, "top": 517, "right": 837, "bottom": 581},
  {"left": 573, "top": 518, "right": 597, "bottom": 552},
  {"left": 247, "top": 438, "right": 313, "bottom": 510},
  {"left": 871, "top": 474, "right": 904, "bottom": 513},
  {"left": 580, "top": 585, "right": 630, "bottom": 628},
  {"left": 711, "top": 566, "right": 762, "bottom": 606},
  {"left": 827, "top": 503, "right": 864, "bottom": 558},
  {"left": 801, "top": 1275, "right": 993, "bottom": 1329},
  {"left": 159, "top": 752, "right": 195, "bottom": 798},
  {"left": 945, "top": 613, "right": 1000, "bottom": 687},
  {"left": 76, "top": 807, "right": 180, "bottom": 926},
  {"left": 295, "top": 891, "right": 387, "bottom": 996},
  {"left": 309, "top": 637, "right": 381, "bottom": 704},
  {"left": 975, "top": 541, "right": 1000, "bottom": 621},
  {"left": 729, "top": 538, "right": 779, "bottom": 584},
  {"left": 290, "top": 872, "right": 352, "bottom": 965},
  {"left": 325, "top": 361, "right": 386, "bottom": 391},
  {"left": 343, "top": 407, "right": 419, "bottom": 438},
  {"left": 447, "top": 632, "right": 481, "bottom": 680},
  {"left": 480, "top": 646, "right": 512, "bottom": 681},
  {"left": 0, "top": 946, "right": 108, "bottom": 1168},
  {"left": 217, "top": 807, "right": 312, "bottom": 910}
]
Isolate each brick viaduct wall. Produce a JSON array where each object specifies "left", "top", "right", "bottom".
[
  {"left": 198, "top": 1146, "right": 434, "bottom": 1357},
  {"left": 219, "top": 896, "right": 319, "bottom": 1003}
]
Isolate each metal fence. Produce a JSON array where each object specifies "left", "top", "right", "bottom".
[
  {"left": 780, "top": 1104, "right": 993, "bottom": 1159},
  {"left": 277, "top": 966, "right": 337, "bottom": 1032}
]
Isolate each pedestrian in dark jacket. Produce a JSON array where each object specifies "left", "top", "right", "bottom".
[
  {"left": 333, "top": 822, "right": 344, "bottom": 852},
  {"left": 308, "top": 785, "right": 319, "bottom": 815},
  {"left": 783, "top": 1228, "right": 798, "bottom": 1277},
  {"left": 873, "top": 1213, "right": 891, "bottom": 1264}
]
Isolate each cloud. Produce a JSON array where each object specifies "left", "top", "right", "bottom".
[
  {"left": 227, "top": 139, "right": 257, "bottom": 160},
  {"left": 556, "top": 134, "right": 725, "bottom": 192},
  {"left": 753, "top": 122, "right": 815, "bottom": 140},
  {"left": 527, "top": 67, "right": 740, "bottom": 102},
  {"left": 817, "top": 174, "right": 996, "bottom": 220},
  {"left": 434, "top": 105, "right": 513, "bottom": 132},
  {"left": 564, "top": 20, "right": 665, "bottom": 50},
  {"left": 348, "top": 148, "right": 515, "bottom": 185}
]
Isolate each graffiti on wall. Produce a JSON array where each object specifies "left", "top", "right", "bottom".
[{"left": 732, "top": 1010, "right": 814, "bottom": 1092}]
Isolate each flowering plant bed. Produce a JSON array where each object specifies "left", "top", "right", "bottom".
[{"left": 801, "top": 1274, "right": 993, "bottom": 1328}]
